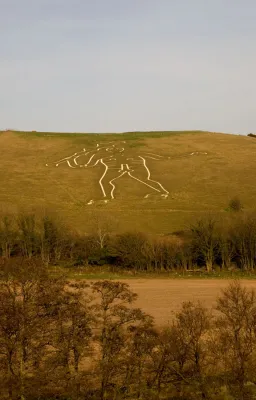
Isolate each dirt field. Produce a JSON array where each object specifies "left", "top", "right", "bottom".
[{"left": 125, "top": 279, "right": 256, "bottom": 325}]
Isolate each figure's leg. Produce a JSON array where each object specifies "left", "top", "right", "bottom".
[
  {"left": 99, "top": 171, "right": 126, "bottom": 200},
  {"left": 147, "top": 177, "right": 169, "bottom": 196},
  {"left": 108, "top": 172, "right": 126, "bottom": 199},
  {"left": 87, "top": 162, "right": 125, "bottom": 204},
  {"left": 136, "top": 157, "right": 169, "bottom": 197},
  {"left": 87, "top": 161, "right": 109, "bottom": 204},
  {"left": 128, "top": 172, "right": 169, "bottom": 198},
  {"left": 97, "top": 160, "right": 127, "bottom": 200},
  {"left": 98, "top": 163, "right": 109, "bottom": 198}
]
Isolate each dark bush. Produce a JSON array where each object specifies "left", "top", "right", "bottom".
[{"left": 228, "top": 197, "right": 243, "bottom": 212}]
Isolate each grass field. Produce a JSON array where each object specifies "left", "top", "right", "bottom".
[{"left": 1, "top": 129, "right": 256, "bottom": 234}]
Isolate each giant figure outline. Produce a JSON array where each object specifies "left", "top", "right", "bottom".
[{"left": 54, "top": 142, "right": 169, "bottom": 204}]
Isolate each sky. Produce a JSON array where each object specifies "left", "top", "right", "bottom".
[{"left": 0, "top": 0, "right": 255, "bottom": 134}]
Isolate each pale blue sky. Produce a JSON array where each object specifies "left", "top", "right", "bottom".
[{"left": 0, "top": 0, "right": 255, "bottom": 133}]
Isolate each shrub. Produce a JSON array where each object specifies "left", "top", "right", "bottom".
[{"left": 228, "top": 197, "right": 243, "bottom": 212}]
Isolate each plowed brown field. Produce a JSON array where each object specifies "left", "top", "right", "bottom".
[{"left": 124, "top": 279, "right": 256, "bottom": 325}]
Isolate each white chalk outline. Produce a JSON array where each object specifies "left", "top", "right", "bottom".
[
  {"left": 190, "top": 151, "right": 208, "bottom": 156},
  {"left": 52, "top": 142, "right": 169, "bottom": 201},
  {"left": 99, "top": 159, "right": 109, "bottom": 197}
]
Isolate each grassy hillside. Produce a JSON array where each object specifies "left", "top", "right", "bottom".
[{"left": 0, "top": 130, "right": 255, "bottom": 234}]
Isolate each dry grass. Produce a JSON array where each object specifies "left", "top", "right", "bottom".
[{"left": 1, "top": 130, "right": 256, "bottom": 233}]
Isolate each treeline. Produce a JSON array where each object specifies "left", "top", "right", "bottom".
[
  {"left": 1, "top": 259, "right": 256, "bottom": 399},
  {"left": 1, "top": 211, "right": 256, "bottom": 272}
]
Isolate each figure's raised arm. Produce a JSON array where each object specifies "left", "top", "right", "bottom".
[
  {"left": 55, "top": 149, "right": 99, "bottom": 168},
  {"left": 55, "top": 151, "right": 84, "bottom": 168},
  {"left": 83, "top": 156, "right": 101, "bottom": 168},
  {"left": 54, "top": 143, "right": 118, "bottom": 169},
  {"left": 141, "top": 152, "right": 164, "bottom": 160}
]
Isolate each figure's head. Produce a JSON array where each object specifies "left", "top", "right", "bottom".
[
  {"left": 96, "top": 141, "right": 126, "bottom": 154},
  {"left": 105, "top": 143, "right": 125, "bottom": 154}
]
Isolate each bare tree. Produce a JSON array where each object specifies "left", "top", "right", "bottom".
[
  {"left": 218, "top": 222, "right": 235, "bottom": 270},
  {"left": 113, "top": 232, "right": 150, "bottom": 271},
  {"left": 91, "top": 280, "right": 152, "bottom": 399},
  {"left": 89, "top": 212, "right": 117, "bottom": 251},
  {"left": 0, "top": 258, "right": 55, "bottom": 399},
  {"left": 39, "top": 214, "right": 67, "bottom": 266},
  {"left": 0, "top": 258, "right": 95, "bottom": 400},
  {"left": 190, "top": 216, "right": 219, "bottom": 272},
  {"left": 17, "top": 213, "right": 39, "bottom": 259},
  {"left": 47, "top": 281, "right": 93, "bottom": 399},
  {"left": 0, "top": 214, "right": 17, "bottom": 259},
  {"left": 123, "top": 323, "right": 157, "bottom": 399},
  {"left": 215, "top": 281, "right": 256, "bottom": 399},
  {"left": 231, "top": 213, "right": 256, "bottom": 270}
]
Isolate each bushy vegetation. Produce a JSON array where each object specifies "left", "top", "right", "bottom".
[
  {"left": 228, "top": 197, "right": 243, "bottom": 212},
  {"left": 1, "top": 261, "right": 256, "bottom": 399},
  {"left": 1, "top": 212, "right": 256, "bottom": 273}
]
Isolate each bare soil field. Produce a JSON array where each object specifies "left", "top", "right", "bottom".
[{"left": 125, "top": 279, "right": 256, "bottom": 325}]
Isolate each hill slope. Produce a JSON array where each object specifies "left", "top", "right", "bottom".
[{"left": 0, "top": 130, "right": 255, "bottom": 233}]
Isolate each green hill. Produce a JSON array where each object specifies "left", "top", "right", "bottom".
[{"left": 0, "top": 130, "right": 255, "bottom": 233}]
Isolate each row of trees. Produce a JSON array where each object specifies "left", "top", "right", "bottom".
[
  {"left": 1, "top": 259, "right": 256, "bottom": 399},
  {"left": 1, "top": 211, "right": 256, "bottom": 271}
]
